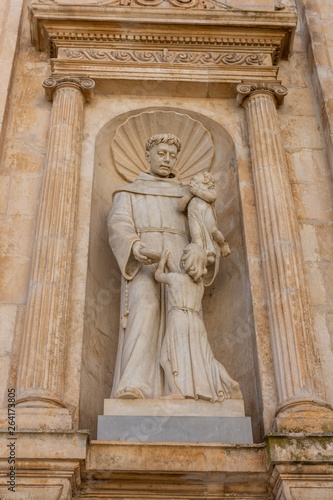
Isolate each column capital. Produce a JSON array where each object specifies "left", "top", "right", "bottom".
[
  {"left": 42, "top": 75, "right": 95, "bottom": 102},
  {"left": 236, "top": 81, "right": 288, "bottom": 107}
]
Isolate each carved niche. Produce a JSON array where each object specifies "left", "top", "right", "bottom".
[{"left": 80, "top": 108, "right": 263, "bottom": 441}]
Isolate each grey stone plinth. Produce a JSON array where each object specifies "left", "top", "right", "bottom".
[{"left": 97, "top": 415, "right": 253, "bottom": 443}]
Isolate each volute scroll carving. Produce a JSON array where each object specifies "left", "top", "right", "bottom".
[
  {"left": 42, "top": 76, "right": 95, "bottom": 102},
  {"left": 236, "top": 81, "right": 288, "bottom": 107}
]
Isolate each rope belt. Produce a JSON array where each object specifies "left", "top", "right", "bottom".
[
  {"left": 169, "top": 306, "right": 201, "bottom": 315},
  {"left": 137, "top": 227, "right": 188, "bottom": 237}
]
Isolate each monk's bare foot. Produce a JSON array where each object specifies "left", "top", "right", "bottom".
[{"left": 115, "top": 387, "right": 144, "bottom": 399}]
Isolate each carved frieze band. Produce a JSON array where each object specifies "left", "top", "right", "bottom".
[
  {"left": 39, "top": 0, "right": 253, "bottom": 10},
  {"left": 50, "top": 33, "right": 281, "bottom": 63},
  {"left": 40, "top": 0, "right": 290, "bottom": 10},
  {"left": 62, "top": 49, "right": 267, "bottom": 66},
  {"left": 236, "top": 81, "right": 288, "bottom": 106}
]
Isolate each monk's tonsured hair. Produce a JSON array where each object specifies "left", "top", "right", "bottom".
[{"left": 145, "top": 134, "right": 181, "bottom": 153}]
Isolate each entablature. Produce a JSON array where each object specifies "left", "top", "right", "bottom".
[{"left": 29, "top": 3, "right": 297, "bottom": 84}]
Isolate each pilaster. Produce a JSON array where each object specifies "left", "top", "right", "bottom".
[
  {"left": 16, "top": 76, "right": 94, "bottom": 424},
  {"left": 237, "top": 81, "right": 333, "bottom": 432}
]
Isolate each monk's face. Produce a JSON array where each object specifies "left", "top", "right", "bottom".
[{"left": 146, "top": 143, "right": 178, "bottom": 178}]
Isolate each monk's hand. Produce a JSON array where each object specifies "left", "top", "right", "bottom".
[
  {"left": 132, "top": 241, "right": 152, "bottom": 264},
  {"left": 181, "top": 243, "right": 208, "bottom": 282}
]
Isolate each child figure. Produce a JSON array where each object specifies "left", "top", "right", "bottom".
[
  {"left": 179, "top": 171, "right": 230, "bottom": 264},
  {"left": 155, "top": 249, "right": 242, "bottom": 401}
]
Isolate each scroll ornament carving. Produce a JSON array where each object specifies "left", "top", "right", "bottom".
[
  {"left": 38, "top": 0, "right": 245, "bottom": 10},
  {"left": 42, "top": 76, "right": 95, "bottom": 102},
  {"left": 236, "top": 82, "right": 288, "bottom": 107},
  {"left": 63, "top": 49, "right": 267, "bottom": 66},
  {"left": 49, "top": 33, "right": 282, "bottom": 64},
  {"left": 39, "top": 0, "right": 291, "bottom": 9}
]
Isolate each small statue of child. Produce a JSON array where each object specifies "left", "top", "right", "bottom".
[
  {"left": 179, "top": 171, "right": 230, "bottom": 264},
  {"left": 155, "top": 249, "right": 242, "bottom": 401}
]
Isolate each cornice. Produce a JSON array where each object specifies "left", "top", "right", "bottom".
[{"left": 30, "top": 3, "right": 297, "bottom": 24}]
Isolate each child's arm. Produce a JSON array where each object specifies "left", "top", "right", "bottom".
[
  {"left": 155, "top": 250, "right": 172, "bottom": 285},
  {"left": 155, "top": 268, "right": 171, "bottom": 284},
  {"left": 189, "top": 185, "right": 217, "bottom": 203}
]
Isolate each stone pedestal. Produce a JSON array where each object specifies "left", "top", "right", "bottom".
[{"left": 98, "top": 399, "right": 253, "bottom": 443}]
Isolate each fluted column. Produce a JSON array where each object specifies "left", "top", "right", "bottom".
[
  {"left": 237, "top": 82, "right": 332, "bottom": 424},
  {"left": 16, "top": 76, "right": 95, "bottom": 407}
]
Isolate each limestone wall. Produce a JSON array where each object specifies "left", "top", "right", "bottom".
[{"left": 0, "top": 3, "right": 50, "bottom": 414}]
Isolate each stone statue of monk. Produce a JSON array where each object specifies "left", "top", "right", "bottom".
[{"left": 108, "top": 134, "right": 216, "bottom": 399}]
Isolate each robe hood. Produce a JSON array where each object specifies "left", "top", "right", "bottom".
[{"left": 113, "top": 172, "right": 186, "bottom": 198}]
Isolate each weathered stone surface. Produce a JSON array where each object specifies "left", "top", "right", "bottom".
[
  {"left": 0, "top": 0, "right": 24, "bottom": 150},
  {"left": 267, "top": 434, "right": 333, "bottom": 464},
  {"left": 88, "top": 440, "right": 266, "bottom": 472}
]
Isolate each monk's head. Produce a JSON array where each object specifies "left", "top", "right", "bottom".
[{"left": 145, "top": 134, "right": 181, "bottom": 178}]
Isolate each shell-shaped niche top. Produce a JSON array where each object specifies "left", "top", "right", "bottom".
[{"left": 112, "top": 111, "right": 214, "bottom": 183}]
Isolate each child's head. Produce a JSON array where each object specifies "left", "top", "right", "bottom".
[{"left": 190, "top": 171, "right": 215, "bottom": 190}]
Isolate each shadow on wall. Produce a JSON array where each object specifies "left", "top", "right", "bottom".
[{"left": 79, "top": 106, "right": 263, "bottom": 441}]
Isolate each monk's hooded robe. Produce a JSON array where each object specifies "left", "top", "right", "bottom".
[{"left": 108, "top": 172, "right": 217, "bottom": 399}]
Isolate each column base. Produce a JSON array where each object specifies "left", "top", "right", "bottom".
[
  {"left": 274, "top": 398, "right": 333, "bottom": 433},
  {"left": 16, "top": 389, "right": 67, "bottom": 408}
]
